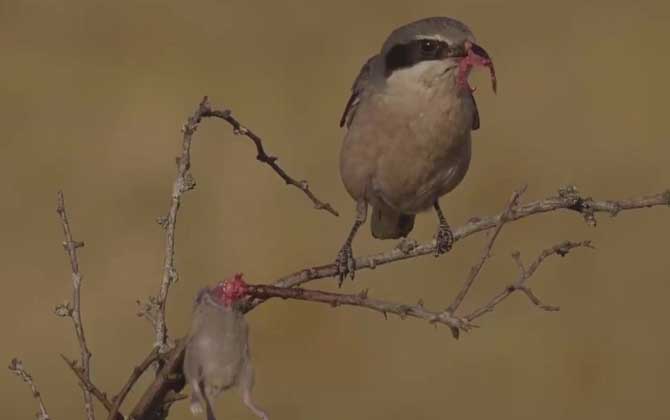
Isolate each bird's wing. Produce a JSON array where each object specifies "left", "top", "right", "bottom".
[
  {"left": 470, "top": 91, "right": 480, "bottom": 130},
  {"left": 339, "top": 55, "right": 377, "bottom": 128}
]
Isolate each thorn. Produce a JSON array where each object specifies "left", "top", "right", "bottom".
[
  {"left": 233, "top": 126, "right": 248, "bottom": 135},
  {"left": 54, "top": 302, "right": 73, "bottom": 317},
  {"left": 558, "top": 185, "right": 579, "bottom": 198},
  {"left": 156, "top": 216, "right": 168, "bottom": 229}
]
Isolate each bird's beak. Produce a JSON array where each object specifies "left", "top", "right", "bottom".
[{"left": 453, "top": 41, "right": 497, "bottom": 94}]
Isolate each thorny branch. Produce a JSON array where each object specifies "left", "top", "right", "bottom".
[
  {"left": 130, "top": 340, "right": 188, "bottom": 420},
  {"left": 106, "top": 348, "right": 160, "bottom": 420},
  {"left": 246, "top": 240, "right": 594, "bottom": 333},
  {"left": 201, "top": 106, "right": 339, "bottom": 217},
  {"left": 54, "top": 191, "right": 96, "bottom": 420},
  {"left": 8, "top": 358, "right": 51, "bottom": 420},
  {"left": 245, "top": 239, "right": 594, "bottom": 332},
  {"left": 151, "top": 99, "right": 204, "bottom": 352},
  {"left": 149, "top": 97, "right": 338, "bottom": 352},
  {"left": 447, "top": 186, "right": 526, "bottom": 316},
  {"left": 60, "top": 355, "right": 119, "bottom": 418},
  {"left": 247, "top": 285, "right": 472, "bottom": 330},
  {"left": 258, "top": 186, "right": 670, "bottom": 293},
  {"left": 465, "top": 240, "right": 594, "bottom": 321}
]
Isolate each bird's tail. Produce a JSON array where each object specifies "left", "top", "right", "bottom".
[{"left": 370, "top": 205, "right": 415, "bottom": 239}]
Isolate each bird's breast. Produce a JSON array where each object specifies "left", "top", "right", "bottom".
[{"left": 341, "top": 77, "right": 475, "bottom": 213}]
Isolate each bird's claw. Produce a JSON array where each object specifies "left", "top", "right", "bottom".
[
  {"left": 336, "top": 243, "right": 356, "bottom": 286},
  {"left": 434, "top": 224, "right": 454, "bottom": 256}
]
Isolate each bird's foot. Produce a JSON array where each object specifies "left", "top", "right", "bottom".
[
  {"left": 336, "top": 243, "right": 356, "bottom": 286},
  {"left": 434, "top": 224, "right": 454, "bottom": 256}
]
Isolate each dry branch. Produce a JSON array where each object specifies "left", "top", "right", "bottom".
[
  {"left": 465, "top": 240, "right": 594, "bottom": 321},
  {"left": 247, "top": 285, "right": 472, "bottom": 330},
  {"left": 106, "top": 348, "right": 160, "bottom": 420},
  {"left": 60, "top": 355, "right": 118, "bottom": 418},
  {"left": 253, "top": 187, "right": 669, "bottom": 294},
  {"left": 447, "top": 186, "right": 525, "bottom": 315},
  {"left": 8, "top": 358, "right": 51, "bottom": 420},
  {"left": 201, "top": 105, "right": 339, "bottom": 216},
  {"left": 54, "top": 191, "right": 96, "bottom": 420},
  {"left": 129, "top": 340, "right": 187, "bottom": 420},
  {"left": 244, "top": 241, "right": 593, "bottom": 334},
  {"left": 151, "top": 97, "right": 338, "bottom": 352}
]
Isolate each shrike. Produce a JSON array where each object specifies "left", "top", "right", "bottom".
[{"left": 336, "top": 16, "right": 496, "bottom": 283}]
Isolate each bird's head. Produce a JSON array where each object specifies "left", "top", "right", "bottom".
[{"left": 380, "top": 17, "right": 496, "bottom": 93}]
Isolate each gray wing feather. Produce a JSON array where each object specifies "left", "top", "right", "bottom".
[
  {"left": 339, "top": 55, "right": 377, "bottom": 128},
  {"left": 470, "top": 91, "right": 480, "bottom": 130}
]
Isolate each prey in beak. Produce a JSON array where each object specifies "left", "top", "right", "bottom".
[{"left": 456, "top": 41, "right": 497, "bottom": 94}]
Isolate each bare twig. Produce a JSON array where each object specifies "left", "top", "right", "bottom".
[
  {"left": 153, "top": 97, "right": 338, "bottom": 352},
  {"left": 247, "top": 285, "right": 472, "bottom": 331},
  {"left": 465, "top": 240, "right": 594, "bottom": 321},
  {"left": 242, "top": 240, "right": 591, "bottom": 336},
  {"left": 9, "top": 358, "right": 51, "bottom": 420},
  {"left": 55, "top": 191, "right": 95, "bottom": 420},
  {"left": 154, "top": 98, "right": 208, "bottom": 352},
  {"left": 254, "top": 187, "right": 669, "bottom": 295},
  {"left": 447, "top": 186, "right": 526, "bottom": 315},
  {"left": 106, "top": 348, "right": 160, "bottom": 420},
  {"left": 201, "top": 104, "right": 339, "bottom": 217},
  {"left": 130, "top": 340, "right": 187, "bottom": 420},
  {"left": 60, "top": 355, "right": 119, "bottom": 418}
]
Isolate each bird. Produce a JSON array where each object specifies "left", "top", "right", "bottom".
[
  {"left": 183, "top": 274, "right": 269, "bottom": 420},
  {"left": 335, "top": 16, "right": 496, "bottom": 283}
]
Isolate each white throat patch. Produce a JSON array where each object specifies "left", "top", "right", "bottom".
[{"left": 385, "top": 60, "right": 455, "bottom": 93}]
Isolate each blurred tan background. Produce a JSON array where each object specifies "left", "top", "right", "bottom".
[{"left": 2, "top": 0, "right": 669, "bottom": 419}]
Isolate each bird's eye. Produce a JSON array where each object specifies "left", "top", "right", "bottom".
[{"left": 420, "top": 40, "right": 438, "bottom": 53}]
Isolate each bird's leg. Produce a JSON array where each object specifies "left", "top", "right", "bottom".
[
  {"left": 433, "top": 201, "right": 454, "bottom": 256},
  {"left": 336, "top": 201, "right": 367, "bottom": 285}
]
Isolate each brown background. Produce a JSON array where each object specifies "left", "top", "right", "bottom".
[{"left": 2, "top": 0, "right": 669, "bottom": 419}]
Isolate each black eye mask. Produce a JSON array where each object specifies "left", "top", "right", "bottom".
[{"left": 384, "top": 38, "right": 451, "bottom": 77}]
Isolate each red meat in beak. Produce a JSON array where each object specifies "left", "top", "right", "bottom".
[{"left": 457, "top": 41, "right": 497, "bottom": 94}]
